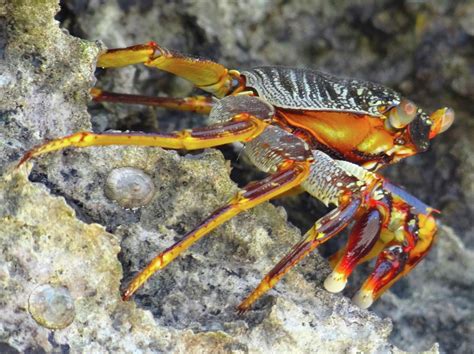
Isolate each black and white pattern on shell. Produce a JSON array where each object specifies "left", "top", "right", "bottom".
[{"left": 242, "top": 66, "right": 401, "bottom": 116}]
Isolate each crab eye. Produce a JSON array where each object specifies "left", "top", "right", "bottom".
[{"left": 388, "top": 99, "right": 418, "bottom": 129}]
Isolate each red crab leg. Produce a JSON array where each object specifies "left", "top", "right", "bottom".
[
  {"left": 352, "top": 243, "right": 407, "bottom": 309},
  {"left": 353, "top": 213, "right": 437, "bottom": 308},
  {"left": 97, "top": 42, "right": 240, "bottom": 97},
  {"left": 122, "top": 160, "right": 312, "bottom": 300},
  {"left": 17, "top": 114, "right": 267, "bottom": 167},
  {"left": 237, "top": 196, "right": 361, "bottom": 313},
  {"left": 323, "top": 208, "right": 383, "bottom": 293},
  {"left": 323, "top": 190, "right": 393, "bottom": 293},
  {"left": 91, "top": 88, "right": 214, "bottom": 114}
]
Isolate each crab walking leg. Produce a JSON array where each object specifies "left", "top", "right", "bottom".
[
  {"left": 122, "top": 161, "right": 311, "bottom": 300},
  {"left": 323, "top": 209, "right": 383, "bottom": 293},
  {"left": 17, "top": 115, "right": 267, "bottom": 167},
  {"left": 97, "top": 42, "right": 239, "bottom": 97},
  {"left": 91, "top": 88, "right": 213, "bottom": 114},
  {"left": 237, "top": 197, "right": 361, "bottom": 313},
  {"left": 352, "top": 213, "right": 437, "bottom": 309}
]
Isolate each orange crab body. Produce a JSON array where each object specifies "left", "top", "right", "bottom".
[
  {"left": 276, "top": 109, "right": 395, "bottom": 166},
  {"left": 18, "top": 41, "right": 454, "bottom": 311}
]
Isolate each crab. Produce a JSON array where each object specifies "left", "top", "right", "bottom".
[{"left": 18, "top": 41, "right": 455, "bottom": 311}]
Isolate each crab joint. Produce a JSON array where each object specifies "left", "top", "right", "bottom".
[{"left": 145, "top": 45, "right": 235, "bottom": 97}]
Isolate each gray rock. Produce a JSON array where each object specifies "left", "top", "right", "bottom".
[
  {"left": 0, "top": 160, "right": 399, "bottom": 353},
  {"left": 1, "top": 0, "right": 472, "bottom": 353},
  {"left": 0, "top": 2, "right": 402, "bottom": 352}
]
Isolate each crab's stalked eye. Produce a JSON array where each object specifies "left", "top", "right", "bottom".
[
  {"left": 395, "top": 106, "right": 454, "bottom": 154},
  {"left": 387, "top": 99, "right": 418, "bottom": 129},
  {"left": 428, "top": 107, "right": 455, "bottom": 139}
]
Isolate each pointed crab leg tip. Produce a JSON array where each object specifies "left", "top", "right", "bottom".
[
  {"left": 236, "top": 305, "right": 249, "bottom": 315},
  {"left": 16, "top": 153, "right": 33, "bottom": 169},
  {"left": 352, "top": 290, "right": 374, "bottom": 309},
  {"left": 121, "top": 290, "right": 133, "bottom": 301},
  {"left": 323, "top": 271, "right": 347, "bottom": 293}
]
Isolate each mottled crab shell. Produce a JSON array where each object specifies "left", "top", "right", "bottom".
[
  {"left": 242, "top": 66, "right": 435, "bottom": 152},
  {"left": 241, "top": 66, "right": 401, "bottom": 116}
]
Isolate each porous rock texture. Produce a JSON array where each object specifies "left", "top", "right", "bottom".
[{"left": 0, "top": 0, "right": 472, "bottom": 353}]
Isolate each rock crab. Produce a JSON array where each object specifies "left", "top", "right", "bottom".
[{"left": 19, "top": 41, "right": 454, "bottom": 311}]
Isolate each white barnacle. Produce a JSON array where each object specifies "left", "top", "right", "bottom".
[
  {"left": 28, "top": 284, "right": 75, "bottom": 330},
  {"left": 105, "top": 167, "right": 155, "bottom": 209}
]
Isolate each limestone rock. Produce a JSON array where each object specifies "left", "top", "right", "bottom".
[{"left": 1, "top": 0, "right": 472, "bottom": 352}]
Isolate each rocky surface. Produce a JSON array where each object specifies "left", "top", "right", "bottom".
[
  {"left": 1, "top": 157, "right": 401, "bottom": 353},
  {"left": 58, "top": 1, "right": 473, "bottom": 351},
  {"left": 0, "top": 0, "right": 472, "bottom": 353}
]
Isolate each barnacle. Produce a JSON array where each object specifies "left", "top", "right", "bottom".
[
  {"left": 104, "top": 167, "right": 155, "bottom": 209},
  {"left": 28, "top": 284, "right": 75, "bottom": 329}
]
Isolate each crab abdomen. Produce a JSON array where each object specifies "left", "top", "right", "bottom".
[{"left": 241, "top": 66, "right": 401, "bottom": 117}]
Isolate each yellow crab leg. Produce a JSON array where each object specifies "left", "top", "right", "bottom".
[
  {"left": 122, "top": 160, "right": 311, "bottom": 300},
  {"left": 17, "top": 114, "right": 267, "bottom": 167},
  {"left": 97, "top": 42, "right": 239, "bottom": 97}
]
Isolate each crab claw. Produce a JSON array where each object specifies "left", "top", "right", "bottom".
[
  {"left": 352, "top": 288, "right": 375, "bottom": 309},
  {"left": 429, "top": 107, "right": 455, "bottom": 139},
  {"left": 352, "top": 244, "right": 407, "bottom": 309},
  {"left": 352, "top": 212, "right": 437, "bottom": 309},
  {"left": 324, "top": 208, "right": 383, "bottom": 294}
]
